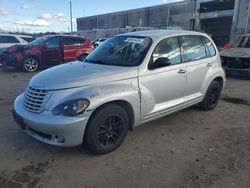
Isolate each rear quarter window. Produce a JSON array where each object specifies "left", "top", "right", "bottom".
[
  {"left": 181, "top": 35, "right": 206, "bottom": 62},
  {"left": 63, "top": 37, "right": 86, "bottom": 46},
  {"left": 201, "top": 36, "right": 216, "bottom": 57},
  {"left": 77, "top": 38, "right": 86, "bottom": 45}
]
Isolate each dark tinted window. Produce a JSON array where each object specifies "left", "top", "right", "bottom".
[
  {"left": 21, "top": 37, "right": 35, "bottom": 43},
  {"left": 152, "top": 37, "right": 181, "bottom": 65},
  {"left": 245, "top": 37, "right": 250, "bottom": 48},
  {"left": 182, "top": 35, "right": 206, "bottom": 62},
  {"left": 202, "top": 36, "right": 216, "bottom": 57},
  {"left": 78, "top": 38, "right": 86, "bottom": 45},
  {"left": 45, "top": 37, "right": 61, "bottom": 48},
  {"left": 63, "top": 37, "right": 86, "bottom": 46},
  {"left": 0, "top": 36, "right": 19, "bottom": 43}
]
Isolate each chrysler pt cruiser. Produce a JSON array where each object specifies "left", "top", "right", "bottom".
[{"left": 13, "top": 30, "right": 226, "bottom": 154}]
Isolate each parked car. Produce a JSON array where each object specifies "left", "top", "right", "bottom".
[
  {"left": 1, "top": 35, "right": 94, "bottom": 72},
  {"left": 92, "top": 38, "right": 107, "bottom": 48},
  {"left": 13, "top": 30, "right": 225, "bottom": 154},
  {"left": 220, "top": 34, "right": 250, "bottom": 78},
  {"left": 0, "top": 34, "right": 35, "bottom": 49}
]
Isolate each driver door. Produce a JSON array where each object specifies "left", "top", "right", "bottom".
[
  {"left": 42, "top": 36, "right": 63, "bottom": 66},
  {"left": 139, "top": 36, "right": 187, "bottom": 122}
]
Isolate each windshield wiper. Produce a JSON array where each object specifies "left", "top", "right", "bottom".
[{"left": 85, "top": 59, "right": 110, "bottom": 65}]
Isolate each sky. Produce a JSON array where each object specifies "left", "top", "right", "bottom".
[{"left": 0, "top": 0, "right": 183, "bottom": 33}]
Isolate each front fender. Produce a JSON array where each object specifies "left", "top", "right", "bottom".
[{"left": 46, "top": 79, "right": 141, "bottom": 126}]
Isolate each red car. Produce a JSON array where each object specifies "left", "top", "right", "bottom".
[{"left": 1, "top": 35, "right": 94, "bottom": 72}]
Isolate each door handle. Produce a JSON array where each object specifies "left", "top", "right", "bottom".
[
  {"left": 177, "top": 69, "right": 186, "bottom": 74},
  {"left": 207, "top": 63, "right": 213, "bottom": 67}
]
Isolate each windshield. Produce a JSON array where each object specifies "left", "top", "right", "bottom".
[
  {"left": 29, "top": 36, "right": 51, "bottom": 45},
  {"left": 86, "top": 36, "right": 152, "bottom": 67}
]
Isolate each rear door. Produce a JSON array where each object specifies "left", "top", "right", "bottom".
[
  {"left": 63, "top": 37, "right": 87, "bottom": 62},
  {"left": 41, "top": 36, "right": 63, "bottom": 66},
  {"left": 181, "top": 35, "right": 215, "bottom": 102},
  {"left": 139, "top": 36, "right": 187, "bottom": 121}
]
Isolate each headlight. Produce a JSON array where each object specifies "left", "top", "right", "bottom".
[{"left": 52, "top": 98, "right": 89, "bottom": 116}]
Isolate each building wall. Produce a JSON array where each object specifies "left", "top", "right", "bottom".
[
  {"left": 76, "top": 0, "right": 250, "bottom": 45},
  {"left": 76, "top": 1, "right": 195, "bottom": 31}
]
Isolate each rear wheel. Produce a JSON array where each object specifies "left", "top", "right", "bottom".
[
  {"left": 23, "top": 57, "right": 39, "bottom": 72},
  {"left": 84, "top": 104, "right": 129, "bottom": 154},
  {"left": 199, "top": 80, "right": 222, "bottom": 110}
]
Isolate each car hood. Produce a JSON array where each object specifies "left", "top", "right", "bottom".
[
  {"left": 220, "top": 48, "right": 250, "bottom": 58},
  {"left": 29, "top": 61, "right": 138, "bottom": 90}
]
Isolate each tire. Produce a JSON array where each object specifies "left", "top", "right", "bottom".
[
  {"left": 78, "top": 54, "right": 87, "bottom": 61},
  {"left": 23, "top": 57, "right": 39, "bottom": 72},
  {"left": 199, "top": 80, "right": 222, "bottom": 111},
  {"left": 84, "top": 104, "right": 129, "bottom": 154}
]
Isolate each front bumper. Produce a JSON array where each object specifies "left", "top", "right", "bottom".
[
  {"left": 1, "top": 52, "right": 23, "bottom": 69},
  {"left": 13, "top": 94, "right": 91, "bottom": 147}
]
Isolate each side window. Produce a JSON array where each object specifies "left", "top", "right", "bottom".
[
  {"left": 64, "top": 38, "right": 86, "bottom": 46},
  {"left": 63, "top": 38, "right": 75, "bottom": 46},
  {"left": 45, "top": 37, "right": 61, "bottom": 48},
  {"left": 182, "top": 35, "right": 206, "bottom": 62},
  {"left": 202, "top": 36, "right": 216, "bottom": 57},
  {"left": 152, "top": 37, "right": 181, "bottom": 65},
  {"left": 245, "top": 37, "right": 250, "bottom": 48},
  {"left": 0, "top": 36, "right": 19, "bottom": 43},
  {"left": 77, "top": 38, "right": 86, "bottom": 45}
]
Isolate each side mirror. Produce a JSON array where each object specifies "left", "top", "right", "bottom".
[{"left": 149, "top": 57, "right": 171, "bottom": 70}]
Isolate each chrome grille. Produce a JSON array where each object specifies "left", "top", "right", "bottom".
[{"left": 23, "top": 86, "right": 52, "bottom": 113}]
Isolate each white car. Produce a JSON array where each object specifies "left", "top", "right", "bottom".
[
  {"left": 13, "top": 30, "right": 226, "bottom": 154},
  {"left": 92, "top": 38, "right": 107, "bottom": 48},
  {"left": 0, "top": 34, "right": 34, "bottom": 49}
]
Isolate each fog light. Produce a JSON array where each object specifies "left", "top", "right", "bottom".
[{"left": 54, "top": 135, "right": 65, "bottom": 143}]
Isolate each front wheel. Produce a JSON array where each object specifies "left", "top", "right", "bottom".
[
  {"left": 199, "top": 80, "right": 222, "bottom": 111},
  {"left": 84, "top": 104, "right": 129, "bottom": 154},
  {"left": 23, "top": 57, "right": 39, "bottom": 72}
]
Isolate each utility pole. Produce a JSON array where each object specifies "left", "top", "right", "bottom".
[{"left": 70, "top": 1, "right": 73, "bottom": 33}]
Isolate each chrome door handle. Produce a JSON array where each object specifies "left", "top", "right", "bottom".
[
  {"left": 177, "top": 69, "right": 186, "bottom": 74},
  {"left": 207, "top": 63, "right": 213, "bottom": 67}
]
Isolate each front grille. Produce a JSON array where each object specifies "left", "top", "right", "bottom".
[{"left": 23, "top": 86, "right": 52, "bottom": 113}]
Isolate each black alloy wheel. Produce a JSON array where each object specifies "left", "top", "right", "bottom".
[
  {"left": 199, "top": 80, "right": 222, "bottom": 110},
  {"left": 84, "top": 104, "right": 129, "bottom": 154},
  {"left": 96, "top": 115, "right": 125, "bottom": 147}
]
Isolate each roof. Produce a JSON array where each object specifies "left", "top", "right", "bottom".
[
  {"left": 0, "top": 33, "right": 33, "bottom": 38},
  {"left": 36, "top": 35, "right": 86, "bottom": 39},
  {"left": 118, "top": 29, "right": 205, "bottom": 40}
]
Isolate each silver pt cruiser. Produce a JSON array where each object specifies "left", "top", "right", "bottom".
[{"left": 13, "top": 30, "right": 226, "bottom": 154}]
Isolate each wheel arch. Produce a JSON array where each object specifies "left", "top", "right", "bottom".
[
  {"left": 201, "top": 68, "right": 226, "bottom": 96},
  {"left": 213, "top": 76, "right": 224, "bottom": 89},
  {"left": 25, "top": 55, "right": 40, "bottom": 64},
  {"left": 87, "top": 100, "right": 135, "bottom": 131}
]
